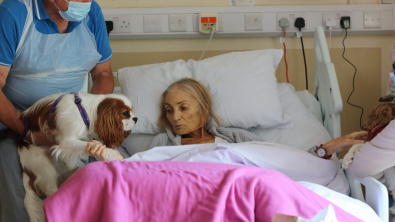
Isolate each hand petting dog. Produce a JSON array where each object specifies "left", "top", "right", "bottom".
[
  {"left": 323, "top": 131, "right": 367, "bottom": 156},
  {"left": 86, "top": 140, "right": 123, "bottom": 161}
]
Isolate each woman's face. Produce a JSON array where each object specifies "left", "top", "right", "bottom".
[{"left": 164, "top": 90, "right": 202, "bottom": 135}]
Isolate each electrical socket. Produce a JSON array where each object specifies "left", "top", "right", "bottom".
[
  {"left": 103, "top": 14, "right": 132, "bottom": 33},
  {"left": 276, "top": 12, "right": 306, "bottom": 31},
  {"left": 322, "top": 12, "right": 351, "bottom": 30}
]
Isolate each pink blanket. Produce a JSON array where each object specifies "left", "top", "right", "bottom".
[{"left": 44, "top": 161, "right": 361, "bottom": 222}]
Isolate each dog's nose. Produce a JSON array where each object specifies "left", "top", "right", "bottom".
[{"left": 133, "top": 117, "right": 138, "bottom": 123}]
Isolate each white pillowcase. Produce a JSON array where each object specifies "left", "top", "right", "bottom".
[
  {"left": 251, "top": 83, "right": 332, "bottom": 151},
  {"left": 119, "top": 50, "right": 292, "bottom": 134},
  {"left": 296, "top": 90, "right": 323, "bottom": 124}
]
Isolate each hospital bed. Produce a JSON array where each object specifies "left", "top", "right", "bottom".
[{"left": 85, "top": 26, "right": 387, "bottom": 221}]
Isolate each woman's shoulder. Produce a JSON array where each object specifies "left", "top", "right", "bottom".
[
  {"left": 223, "top": 127, "right": 264, "bottom": 142},
  {"left": 148, "top": 132, "right": 170, "bottom": 149}
]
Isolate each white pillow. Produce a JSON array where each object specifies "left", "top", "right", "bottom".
[
  {"left": 119, "top": 50, "right": 292, "bottom": 134},
  {"left": 251, "top": 83, "right": 332, "bottom": 151},
  {"left": 296, "top": 90, "right": 323, "bottom": 124}
]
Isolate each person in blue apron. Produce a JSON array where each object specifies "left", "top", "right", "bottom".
[{"left": 0, "top": 0, "right": 114, "bottom": 220}]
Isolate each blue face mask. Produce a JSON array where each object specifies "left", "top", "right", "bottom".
[{"left": 54, "top": 0, "right": 91, "bottom": 22}]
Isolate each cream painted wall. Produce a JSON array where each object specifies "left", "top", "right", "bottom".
[
  {"left": 95, "top": 0, "right": 381, "bottom": 8},
  {"left": 109, "top": 35, "right": 395, "bottom": 135}
]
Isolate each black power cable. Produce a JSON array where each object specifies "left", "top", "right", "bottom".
[
  {"left": 342, "top": 28, "right": 364, "bottom": 129},
  {"left": 295, "top": 18, "right": 308, "bottom": 90}
]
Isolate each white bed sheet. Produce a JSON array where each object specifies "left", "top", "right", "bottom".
[
  {"left": 126, "top": 142, "right": 349, "bottom": 194},
  {"left": 125, "top": 142, "right": 380, "bottom": 222},
  {"left": 298, "top": 181, "right": 381, "bottom": 222}
]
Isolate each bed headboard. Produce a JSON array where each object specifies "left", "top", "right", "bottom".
[{"left": 313, "top": 26, "right": 343, "bottom": 139}]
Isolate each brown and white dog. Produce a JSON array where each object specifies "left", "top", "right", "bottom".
[{"left": 16, "top": 92, "right": 137, "bottom": 222}]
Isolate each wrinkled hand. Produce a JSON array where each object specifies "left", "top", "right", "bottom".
[
  {"left": 86, "top": 140, "right": 108, "bottom": 161},
  {"left": 85, "top": 140, "right": 123, "bottom": 161},
  {"left": 340, "top": 131, "right": 369, "bottom": 141},
  {"left": 30, "top": 129, "right": 58, "bottom": 146},
  {"left": 323, "top": 131, "right": 368, "bottom": 155}
]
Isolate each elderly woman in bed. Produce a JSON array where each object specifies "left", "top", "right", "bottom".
[{"left": 86, "top": 78, "right": 367, "bottom": 161}]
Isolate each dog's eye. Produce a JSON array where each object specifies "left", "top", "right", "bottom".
[{"left": 122, "top": 111, "right": 129, "bottom": 116}]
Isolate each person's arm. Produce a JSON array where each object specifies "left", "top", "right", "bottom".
[
  {"left": 349, "top": 120, "right": 395, "bottom": 178},
  {"left": 89, "top": 59, "right": 114, "bottom": 94},
  {"left": 1, "top": 65, "right": 57, "bottom": 146},
  {"left": 308, "top": 131, "right": 368, "bottom": 159},
  {"left": 0, "top": 65, "right": 24, "bottom": 134}
]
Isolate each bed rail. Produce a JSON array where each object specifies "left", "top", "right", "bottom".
[
  {"left": 313, "top": 26, "right": 342, "bottom": 139},
  {"left": 344, "top": 166, "right": 389, "bottom": 222},
  {"left": 314, "top": 26, "right": 388, "bottom": 221}
]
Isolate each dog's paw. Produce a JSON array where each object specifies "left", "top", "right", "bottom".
[
  {"left": 105, "top": 149, "right": 119, "bottom": 161},
  {"left": 342, "top": 154, "right": 354, "bottom": 169}
]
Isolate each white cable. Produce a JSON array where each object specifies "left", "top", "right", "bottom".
[
  {"left": 199, "top": 27, "right": 215, "bottom": 61},
  {"left": 329, "top": 27, "right": 332, "bottom": 54},
  {"left": 325, "top": 19, "right": 335, "bottom": 54}
]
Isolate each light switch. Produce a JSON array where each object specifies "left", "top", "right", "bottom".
[
  {"left": 235, "top": 0, "right": 255, "bottom": 6},
  {"left": 364, "top": 12, "right": 381, "bottom": 29},
  {"left": 245, "top": 13, "right": 262, "bottom": 31},
  {"left": 169, "top": 14, "right": 187, "bottom": 32},
  {"left": 144, "top": 14, "right": 162, "bottom": 33}
]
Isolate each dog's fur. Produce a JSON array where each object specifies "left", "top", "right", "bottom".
[
  {"left": 17, "top": 93, "right": 136, "bottom": 222},
  {"left": 342, "top": 102, "right": 395, "bottom": 214}
]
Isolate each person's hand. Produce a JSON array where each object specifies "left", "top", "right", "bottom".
[
  {"left": 85, "top": 140, "right": 124, "bottom": 161},
  {"left": 86, "top": 140, "right": 108, "bottom": 161},
  {"left": 29, "top": 129, "right": 58, "bottom": 146},
  {"left": 340, "top": 131, "right": 369, "bottom": 141},
  {"left": 322, "top": 131, "right": 367, "bottom": 156}
]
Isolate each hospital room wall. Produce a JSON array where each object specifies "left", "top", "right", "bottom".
[
  {"left": 94, "top": 0, "right": 381, "bottom": 8},
  {"left": 109, "top": 35, "right": 393, "bottom": 136},
  {"left": 95, "top": 0, "right": 389, "bottom": 136},
  {"left": 3, "top": 0, "right": 387, "bottom": 135}
]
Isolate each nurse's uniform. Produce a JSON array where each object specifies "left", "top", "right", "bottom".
[{"left": 0, "top": 0, "right": 101, "bottom": 220}]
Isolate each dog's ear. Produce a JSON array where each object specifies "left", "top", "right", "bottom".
[
  {"left": 364, "top": 103, "right": 395, "bottom": 131},
  {"left": 95, "top": 99, "right": 128, "bottom": 149}
]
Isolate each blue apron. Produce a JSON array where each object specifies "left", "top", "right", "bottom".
[{"left": 2, "top": 0, "right": 101, "bottom": 113}]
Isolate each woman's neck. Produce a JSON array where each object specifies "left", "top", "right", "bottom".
[
  {"left": 181, "top": 127, "right": 215, "bottom": 145},
  {"left": 183, "top": 127, "right": 207, "bottom": 139}
]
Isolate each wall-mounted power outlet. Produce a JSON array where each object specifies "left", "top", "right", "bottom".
[
  {"left": 322, "top": 12, "right": 351, "bottom": 30},
  {"left": 103, "top": 14, "right": 132, "bottom": 33},
  {"left": 276, "top": 12, "right": 306, "bottom": 31}
]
